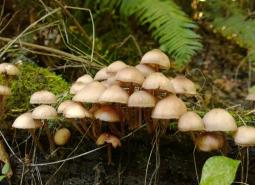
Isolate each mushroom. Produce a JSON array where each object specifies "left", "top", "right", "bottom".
[
  {"left": 140, "top": 49, "right": 170, "bottom": 71},
  {"left": 135, "top": 64, "right": 155, "bottom": 77},
  {"left": 70, "top": 82, "right": 87, "bottom": 95},
  {"left": 32, "top": 105, "right": 58, "bottom": 155},
  {"left": 96, "top": 132, "right": 121, "bottom": 164},
  {"left": 107, "top": 61, "right": 128, "bottom": 75},
  {"left": 0, "top": 63, "right": 19, "bottom": 85},
  {"left": 57, "top": 100, "right": 76, "bottom": 114},
  {"left": 75, "top": 74, "right": 93, "bottom": 84},
  {"left": 30, "top": 90, "right": 57, "bottom": 105},
  {"left": 0, "top": 85, "right": 11, "bottom": 116},
  {"left": 12, "top": 112, "right": 45, "bottom": 154},
  {"left": 54, "top": 128, "right": 71, "bottom": 146},
  {"left": 94, "top": 67, "right": 111, "bottom": 81},
  {"left": 246, "top": 90, "right": 255, "bottom": 108},
  {"left": 128, "top": 90, "right": 156, "bottom": 129},
  {"left": 170, "top": 75, "right": 197, "bottom": 96},
  {"left": 94, "top": 105, "right": 121, "bottom": 137}
]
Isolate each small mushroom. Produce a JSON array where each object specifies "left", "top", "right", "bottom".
[
  {"left": 30, "top": 90, "right": 57, "bottom": 105},
  {"left": 70, "top": 82, "right": 87, "bottom": 95},
  {"left": 107, "top": 61, "right": 128, "bottom": 75},
  {"left": 76, "top": 74, "right": 93, "bottom": 84},
  {"left": 0, "top": 85, "right": 11, "bottom": 116},
  {"left": 170, "top": 75, "right": 197, "bottom": 96},
  {"left": 135, "top": 64, "right": 155, "bottom": 77},
  {"left": 54, "top": 128, "right": 71, "bottom": 146}
]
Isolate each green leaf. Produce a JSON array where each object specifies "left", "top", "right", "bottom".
[
  {"left": 200, "top": 156, "right": 240, "bottom": 185},
  {"left": 2, "top": 163, "right": 10, "bottom": 175},
  {"left": 0, "top": 175, "right": 5, "bottom": 181}
]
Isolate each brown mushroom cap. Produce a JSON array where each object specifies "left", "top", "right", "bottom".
[
  {"left": 76, "top": 74, "right": 93, "bottom": 84},
  {"left": 234, "top": 126, "right": 255, "bottom": 146},
  {"left": 152, "top": 95, "right": 187, "bottom": 119},
  {"left": 107, "top": 61, "right": 128, "bottom": 74},
  {"left": 195, "top": 132, "right": 225, "bottom": 152},
  {"left": 72, "top": 81, "right": 106, "bottom": 103},
  {"left": 128, "top": 90, "right": 156, "bottom": 107},
  {"left": 203, "top": 108, "right": 237, "bottom": 132},
  {"left": 142, "top": 72, "right": 175, "bottom": 93},
  {"left": 94, "top": 67, "right": 111, "bottom": 81},
  {"left": 115, "top": 66, "right": 144, "bottom": 85},
  {"left": 32, "top": 105, "right": 57, "bottom": 120},
  {"left": 170, "top": 75, "right": 196, "bottom": 95},
  {"left": 0, "top": 85, "right": 11, "bottom": 96},
  {"left": 94, "top": 105, "right": 120, "bottom": 122},
  {"left": 54, "top": 128, "right": 71, "bottom": 146},
  {"left": 70, "top": 82, "right": 87, "bottom": 95},
  {"left": 135, "top": 64, "right": 155, "bottom": 77},
  {"left": 57, "top": 100, "right": 76, "bottom": 114},
  {"left": 96, "top": 133, "right": 121, "bottom": 148},
  {"left": 178, "top": 111, "right": 204, "bottom": 132},
  {"left": 63, "top": 103, "right": 92, "bottom": 119},
  {"left": 99, "top": 85, "right": 129, "bottom": 104},
  {"left": 12, "top": 112, "right": 42, "bottom": 129},
  {"left": 140, "top": 49, "right": 170, "bottom": 69},
  {"left": 30, "top": 90, "right": 57, "bottom": 104}
]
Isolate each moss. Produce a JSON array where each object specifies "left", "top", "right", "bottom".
[{"left": 4, "top": 63, "right": 70, "bottom": 116}]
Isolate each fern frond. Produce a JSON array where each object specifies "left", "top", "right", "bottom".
[{"left": 120, "top": 0, "right": 202, "bottom": 68}]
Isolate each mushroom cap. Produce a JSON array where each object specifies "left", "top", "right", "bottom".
[
  {"left": 12, "top": 112, "right": 42, "bottom": 129},
  {"left": 94, "top": 67, "right": 111, "bottom": 81},
  {"left": 101, "top": 76, "right": 120, "bottom": 87},
  {"left": 54, "top": 128, "right": 71, "bottom": 146},
  {"left": 72, "top": 81, "right": 106, "bottom": 103},
  {"left": 70, "top": 82, "right": 87, "bottom": 95},
  {"left": 128, "top": 90, "right": 156, "bottom": 107},
  {"left": 94, "top": 105, "right": 120, "bottom": 122},
  {"left": 96, "top": 133, "right": 121, "bottom": 148},
  {"left": 246, "top": 93, "right": 255, "bottom": 101},
  {"left": 135, "top": 64, "right": 155, "bottom": 77},
  {"left": 99, "top": 85, "right": 129, "bottom": 104},
  {"left": 63, "top": 103, "right": 92, "bottom": 118},
  {"left": 32, "top": 105, "right": 57, "bottom": 120},
  {"left": 203, "top": 108, "right": 237, "bottom": 132},
  {"left": 195, "top": 132, "right": 225, "bottom": 152},
  {"left": 152, "top": 95, "right": 187, "bottom": 119},
  {"left": 30, "top": 90, "right": 57, "bottom": 104},
  {"left": 76, "top": 74, "right": 93, "bottom": 84},
  {"left": 115, "top": 66, "right": 144, "bottom": 85},
  {"left": 0, "top": 85, "right": 11, "bottom": 96},
  {"left": 57, "top": 100, "right": 76, "bottom": 114},
  {"left": 140, "top": 49, "right": 170, "bottom": 69},
  {"left": 107, "top": 61, "right": 128, "bottom": 74},
  {"left": 0, "top": 63, "right": 19, "bottom": 75},
  {"left": 234, "top": 126, "right": 255, "bottom": 146},
  {"left": 142, "top": 72, "right": 175, "bottom": 93},
  {"left": 178, "top": 111, "right": 204, "bottom": 132},
  {"left": 170, "top": 75, "right": 196, "bottom": 95}
]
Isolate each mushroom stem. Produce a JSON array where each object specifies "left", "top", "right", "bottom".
[
  {"left": 92, "top": 120, "right": 101, "bottom": 138},
  {"left": 79, "top": 119, "right": 95, "bottom": 141},
  {"left": 43, "top": 120, "right": 56, "bottom": 155},
  {"left": 69, "top": 119, "right": 86, "bottom": 136},
  {"left": 107, "top": 144, "right": 112, "bottom": 165},
  {"left": 109, "top": 123, "right": 122, "bottom": 137},
  {"left": 28, "top": 129, "right": 46, "bottom": 155}
]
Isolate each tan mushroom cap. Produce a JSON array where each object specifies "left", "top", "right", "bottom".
[
  {"left": 32, "top": 105, "right": 57, "bottom": 120},
  {"left": 107, "top": 61, "right": 128, "bottom": 74},
  {"left": 0, "top": 63, "right": 19, "bottom": 75},
  {"left": 203, "top": 108, "right": 237, "bottom": 132},
  {"left": 96, "top": 133, "right": 121, "bottom": 148},
  {"left": 70, "top": 82, "right": 87, "bottom": 95},
  {"left": 54, "top": 128, "right": 71, "bottom": 146},
  {"left": 141, "top": 49, "right": 170, "bottom": 69},
  {"left": 234, "top": 126, "right": 255, "bottom": 146},
  {"left": 152, "top": 95, "right": 187, "bottom": 119},
  {"left": 30, "top": 90, "right": 57, "bottom": 104},
  {"left": 115, "top": 66, "right": 144, "bottom": 85},
  {"left": 99, "top": 85, "right": 129, "bottom": 104},
  {"left": 76, "top": 74, "right": 93, "bottom": 84},
  {"left": 246, "top": 93, "right": 255, "bottom": 101},
  {"left": 195, "top": 132, "right": 225, "bottom": 152},
  {"left": 57, "top": 100, "right": 76, "bottom": 114},
  {"left": 101, "top": 76, "right": 120, "bottom": 87},
  {"left": 142, "top": 72, "right": 175, "bottom": 93},
  {"left": 73, "top": 81, "right": 106, "bottom": 103},
  {"left": 170, "top": 75, "right": 196, "bottom": 95},
  {"left": 63, "top": 103, "right": 92, "bottom": 119},
  {"left": 12, "top": 112, "right": 42, "bottom": 129},
  {"left": 128, "top": 90, "right": 156, "bottom": 108},
  {"left": 178, "top": 111, "right": 204, "bottom": 132},
  {"left": 94, "top": 67, "right": 111, "bottom": 81},
  {"left": 0, "top": 85, "right": 11, "bottom": 96},
  {"left": 135, "top": 64, "right": 155, "bottom": 77},
  {"left": 94, "top": 105, "right": 120, "bottom": 122}
]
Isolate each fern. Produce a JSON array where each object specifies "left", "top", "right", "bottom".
[
  {"left": 203, "top": 0, "right": 255, "bottom": 61},
  {"left": 119, "top": 0, "right": 202, "bottom": 68}
]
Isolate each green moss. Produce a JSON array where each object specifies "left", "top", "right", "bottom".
[{"left": 4, "top": 63, "right": 70, "bottom": 116}]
